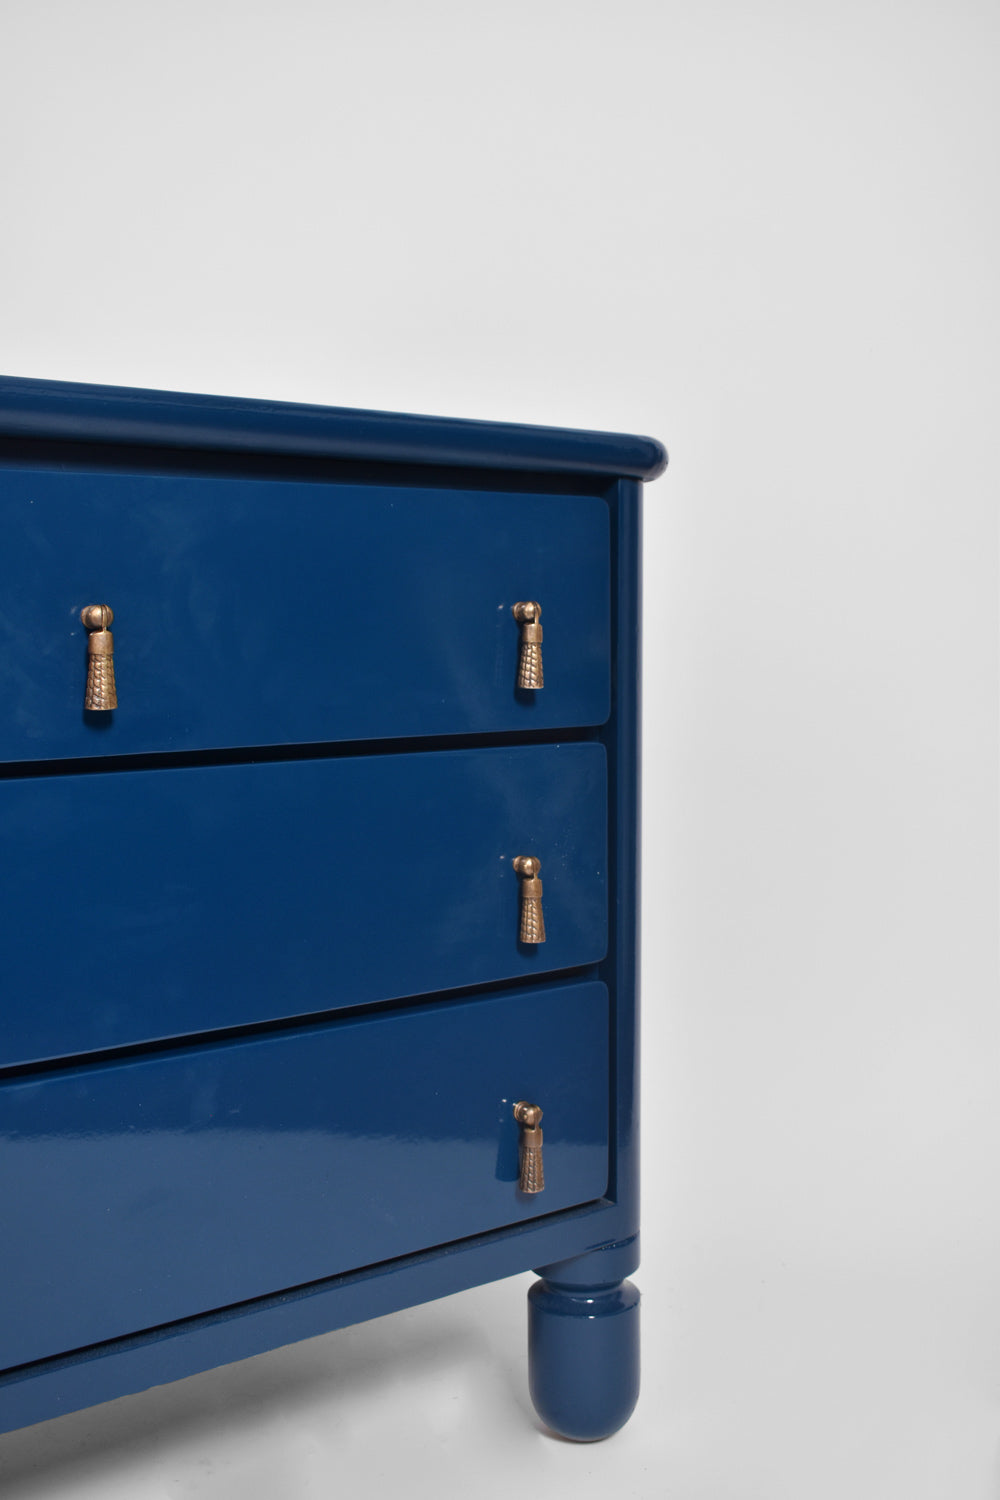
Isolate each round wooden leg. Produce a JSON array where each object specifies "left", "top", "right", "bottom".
[{"left": 527, "top": 1276, "right": 640, "bottom": 1441}]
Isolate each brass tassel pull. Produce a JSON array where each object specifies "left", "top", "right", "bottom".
[
  {"left": 81, "top": 605, "right": 117, "bottom": 711},
  {"left": 513, "top": 601, "right": 543, "bottom": 689},
  {"left": 513, "top": 855, "right": 546, "bottom": 944},
  {"left": 514, "top": 1101, "right": 545, "bottom": 1193}
]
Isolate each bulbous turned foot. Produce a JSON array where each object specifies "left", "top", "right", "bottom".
[{"left": 527, "top": 1276, "right": 640, "bottom": 1441}]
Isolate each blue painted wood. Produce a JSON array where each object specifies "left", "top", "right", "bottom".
[
  {"left": 527, "top": 1277, "right": 640, "bottom": 1441},
  {"left": 0, "top": 743, "right": 606, "bottom": 1067},
  {"left": 0, "top": 378, "right": 661, "bottom": 1442},
  {"left": 534, "top": 1232, "right": 640, "bottom": 1286},
  {"left": 0, "top": 468, "right": 609, "bottom": 762},
  {"left": 602, "top": 479, "right": 643, "bottom": 1219},
  {"left": 0, "top": 1211, "right": 634, "bottom": 1436},
  {"left": 0, "top": 979, "right": 609, "bottom": 1370},
  {"left": 0, "top": 375, "right": 668, "bottom": 481},
  {"left": 514, "top": 479, "right": 646, "bottom": 1444}
]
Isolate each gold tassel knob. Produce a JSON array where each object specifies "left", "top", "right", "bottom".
[
  {"left": 513, "top": 601, "right": 543, "bottom": 689},
  {"left": 514, "top": 1101, "right": 545, "bottom": 1193},
  {"left": 81, "top": 605, "right": 117, "bottom": 711},
  {"left": 513, "top": 855, "right": 546, "bottom": 944}
]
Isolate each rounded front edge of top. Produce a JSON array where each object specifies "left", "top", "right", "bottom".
[
  {"left": 0, "top": 375, "right": 669, "bottom": 481},
  {"left": 633, "top": 436, "right": 668, "bottom": 481}
]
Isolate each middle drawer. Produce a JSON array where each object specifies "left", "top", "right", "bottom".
[{"left": 1, "top": 742, "right": 607, "bottom": 1067}]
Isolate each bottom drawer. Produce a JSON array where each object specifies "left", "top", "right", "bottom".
[{"left": 0, "top": 979, "right": 609, "bottom": 1370}]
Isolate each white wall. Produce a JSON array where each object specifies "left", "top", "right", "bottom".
[{"left": 1, "top": 3, "right": 998, "bottom": 1496}]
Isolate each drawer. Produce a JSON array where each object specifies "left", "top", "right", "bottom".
[
  {"left": 0, "top": 979, "right": 609, "bottom": 1370},
  {"left": 0, "top": 743, "right": 607, "bottom": 1067},
  {"left": 0, "top": 468, "right": 610, "bottom": 762}
]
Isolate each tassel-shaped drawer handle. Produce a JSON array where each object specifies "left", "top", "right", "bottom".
[
  {"left": 513, "top": 601, "right": 543, "bottom": 689},
  {"left": 81, "top": 605, "right": 117, "bottom": 711},
  {"left": 513, "top": 856, "right": 546, "bottom": 944},
  {"left": 513, "top": 1101, "right": 545, "bottom": 1193}
]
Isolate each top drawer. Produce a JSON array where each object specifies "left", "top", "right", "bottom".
[{"left": 0, "top": 468, "right": 610, "bottom": 762}]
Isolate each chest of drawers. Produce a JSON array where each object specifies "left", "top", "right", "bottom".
[{"left": 0, "top": 376, "right": 666, "bottom": 1442}]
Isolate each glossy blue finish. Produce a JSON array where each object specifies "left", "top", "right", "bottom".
[
  {"left": 528, "top": 1278, "right": 640, "bottom": 1441},
  {"left": 602, "top": 479, "right": 642, "bottom": 1220},
  {"left": 0, "top": 378, "right": 663, "bottom": 1442},
  {"left": 0, "top": 1210, "right": 629, "bottom": 1435},
  {"left": 535, "top": 1232, "right": 640, "bottom": 1287},
  {"left": 0, "top": 468, "right": 609, "bottom": 762},
  {"left": 0, "top": 979, "right": 609, "bottom": 1370},
  {"left": 0, "top": 743, "right": 607, "bottom": 1066},
  {"left": 0, "top": 375, "right": 668, "bottom": 481}
]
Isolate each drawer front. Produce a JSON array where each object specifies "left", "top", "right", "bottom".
[
  {"left": 0, "top": 743, "right": 607, "bottom": 1067},
  {"left": 0, "top": 468, "right": 609, "bottom": 762},
  {"left": 0, "top": 979, "right": 609, "bottom": 1370}
]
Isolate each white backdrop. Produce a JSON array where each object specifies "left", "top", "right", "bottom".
[{"left": 1, "top": 3, "right": 998, "bottom": 1497}]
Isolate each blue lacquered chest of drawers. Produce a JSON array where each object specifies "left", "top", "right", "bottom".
[{"left": 0, "top": 377, "right": 666, "bottom": 1442}]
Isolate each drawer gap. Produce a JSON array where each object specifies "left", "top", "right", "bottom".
[
  {"left": 0, "top": 966, "right": 604, "bottom": 1084},
  {"left": 0, "top": 724, "right": 601, "bottom": 782},
  {"left": 0, "top": 437, "right": 619, "bottom": 497}
]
